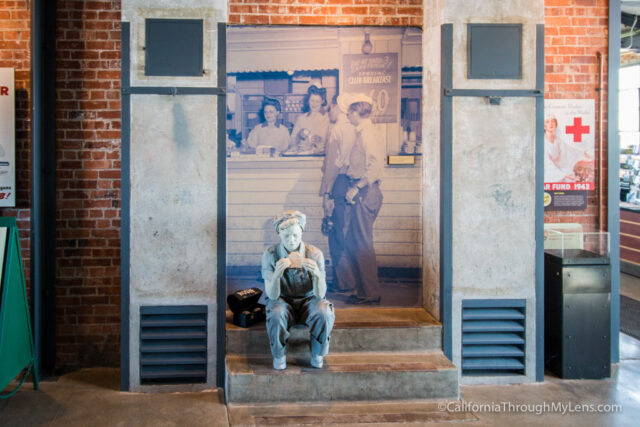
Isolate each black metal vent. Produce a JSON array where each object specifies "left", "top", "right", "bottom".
[
  {"left": 462, "top": 299, "right": 526, "bottom": 376},
  {"left": 140, "top": 305, "right": 207, "bottom": 385}
]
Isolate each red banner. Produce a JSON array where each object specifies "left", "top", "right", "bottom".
[{"left": 544, "top": 182, "right": 594, "bottom": 191}]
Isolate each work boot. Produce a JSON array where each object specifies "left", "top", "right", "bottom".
[
  {"left": 310, "top": 354, "right": 323, "bottom": 369},
  {"left": 273, "top": 355, "right": 286, "bottom": 370}
]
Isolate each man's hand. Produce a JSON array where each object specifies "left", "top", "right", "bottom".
[
  {"left": 275, "top": 257, "right": 292, "bottom": 276},
  {"left": 345, "top": 186, "right": 359, "bottom": 204},
  {"left": 322, "top": 194, "right": 334, "bottom": 217},
  {"left": 302, "top": 258, "right": 321, "bottom": 278}
]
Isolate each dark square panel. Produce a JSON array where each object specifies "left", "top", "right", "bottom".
[
  {"left": 467, "top": 24, "right": 522, "bottom": 79},
  {"left": 145, "top": 19, "right": 204, "bottom": 77}
]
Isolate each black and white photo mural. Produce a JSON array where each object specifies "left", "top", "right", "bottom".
[{"left": 225, "top": 26, "right": 423, "bottom": 308}]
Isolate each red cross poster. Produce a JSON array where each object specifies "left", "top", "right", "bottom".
[
  {"left": 544, "top": 99, "right": 595, "bottom": 211},
  {"left": 0, "top": 69, "right": 15, "bottom": 207}
]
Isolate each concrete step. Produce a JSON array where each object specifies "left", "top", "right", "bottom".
[
  {"left": 226, "top": 307, "right": 442, "bottom": 355},
  {"left": 225, "top": 351, "right": 459, "bottom": 404},
  {"left": 228, "top": 400, "right": 477, "bottom": 426}
]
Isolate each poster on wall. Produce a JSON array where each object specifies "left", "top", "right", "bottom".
[
  {"left": 544, "top": 99, "right": 595, "bottom": 211},
  {"left": 0, "top": 69, "right": 15, "bottom": 207},
  {"left": 225, "top": 27, "right": 423, "bottom": 308},
  {"left": 341, "top": 53, "right": 398, "bottom": 124}
]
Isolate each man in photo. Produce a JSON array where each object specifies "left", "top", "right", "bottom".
[
  {"left": 319, "top": 94, "right": 357, "bottom": 295},
  {"left": 335, "top": 94, "right": 384, "bottom": 305}
]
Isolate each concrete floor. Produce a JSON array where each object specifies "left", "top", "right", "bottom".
[
  {"left": 0, "top": 369, "right": 228, "bottom": 426},
  {"left": 459, "top": 332, "right": 640, "bottom": 427},
  {"left": 621, "top": 272, "right": 640, "bottom": 301},
  {"left": 2, "top": 282, "right": 639, "bottom": 426},
  {"left": 1, "top": 332, "right": 639, "bottom": 426}
]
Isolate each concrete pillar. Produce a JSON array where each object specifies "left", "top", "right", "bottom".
[
  {"left": 122, "top": 0, "right": 227, "bottom": 391},
  {"left": 422, "top": 0, "right": 445, "bottom": 321},
  {"left": 423, "top": 0, "right": 544, "bottom": 384}
]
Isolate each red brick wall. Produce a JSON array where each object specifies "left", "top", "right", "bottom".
[
  {"left": 55, "top": 0, "right": 121, "bottom": 369},
  {"left": 544, "top": 0, "right": 609, "bottom": 232},
  {"left": 0, "top": 1, "right": 32, "bottom": 282},
  {"left": 228, "top": 0, "right": 423, "bottom": 26},
  {"left": 0, "top": 0, "right": 122, "bottom": 372}
]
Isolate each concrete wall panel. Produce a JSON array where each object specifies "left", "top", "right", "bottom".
[
  {"left": 130, "top": 95, "right": 218, "bottom": 300},
  {"left": 445, "top": 0, "right": 543, "bottom": 90},
  {"left": 451, "top": 97, "right": 536, "bottom": 294},
  {"left": 422, "top": 0, "right": 445, "bottom": 318},
  {"left": 128, "top": 94, "right": 218, "bottom": 390},
  {"left": 450, "top": 87, "right": 538, "bottom": 386},
  {"left": 122, "top": 0, "right": 227, "bottom": 87}
]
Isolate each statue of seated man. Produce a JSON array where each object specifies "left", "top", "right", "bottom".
[{"left": 262, "top": 210, "right": 335, "bottom": 370}]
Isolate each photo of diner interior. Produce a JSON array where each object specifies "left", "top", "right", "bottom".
[{"left": 225, "top": 26, "right": 424, "bottom": 308}]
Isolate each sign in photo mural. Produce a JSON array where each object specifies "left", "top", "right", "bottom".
[
  {"left": 544, "top": 99, "right": 595, "bottom": 211},
  {"left": 225, "top": 27, "right": 423, "bottom": 308},
  {"left": 341, "top": 53, "right": 398, "bottom": 124}
]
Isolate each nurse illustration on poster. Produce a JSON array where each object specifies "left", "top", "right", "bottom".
[{"left": 544, "top": 114, "right": 593, "bottom": 183}]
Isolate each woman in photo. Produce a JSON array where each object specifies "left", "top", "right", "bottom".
[
  {"left": 245, "top": 97, "right": 291, "bottom": 153},
  {"left": 289, "top": 85, "right": 330, "bottom": 153}
]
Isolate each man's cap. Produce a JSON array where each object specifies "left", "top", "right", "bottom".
[
  {"left": 337, "top": 93, "right": 354, "bottom": 113},
  {"left": 337, "top": 92, "right": 373, "bottom": 113},
  {"left": 274, "top": 210, "right": 306, "bottom": 233},
  {"left": 350, "top": 93, "right": 373, "bottom": 105}
]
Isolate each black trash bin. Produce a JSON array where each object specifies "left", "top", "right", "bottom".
[{"left": 544, "top": 249, "right": 611, "bottom": 379}]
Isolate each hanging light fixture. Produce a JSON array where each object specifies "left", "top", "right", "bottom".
[{"left": 362, "top": 28, "right": 373, "bottom": 54}]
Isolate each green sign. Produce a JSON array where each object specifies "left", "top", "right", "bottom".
[{"left": 0, "top": 217, "right": 38, "bottom": 396}]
